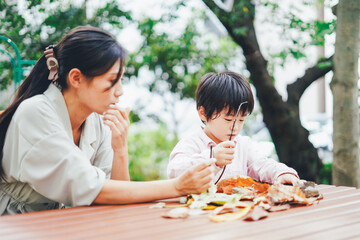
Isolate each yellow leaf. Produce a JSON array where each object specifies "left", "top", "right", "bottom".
[
  {"left": 202, "top": 205, "right": 218, "bottom": 210},
  {"left": 209, "top": 206, "right": 251, "bottom": 222}
]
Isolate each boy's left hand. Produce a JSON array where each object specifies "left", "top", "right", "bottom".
[{"left": 274, "top": 173, "right": 299, "bottom": 185}]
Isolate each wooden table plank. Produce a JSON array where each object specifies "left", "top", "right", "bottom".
[
  {"left": 293, "top": 222, "right": 360, "bottom": 240},
  {"left": 0, "top": 185, "right": 359, "bottom": 240}
]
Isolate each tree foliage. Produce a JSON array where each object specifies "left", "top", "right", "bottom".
[{"left": 126, "top": 15, "right": 240, "bottom": 100}]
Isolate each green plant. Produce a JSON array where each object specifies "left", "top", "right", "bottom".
[
  {"left": 127, "top": 123, "right": 178, "bottom": 181},
  {"left": 319, "top": 163, "right": 332, "bottom": 184}
]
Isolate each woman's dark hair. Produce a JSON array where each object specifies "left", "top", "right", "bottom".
[
  {"left": 196, "top": 71, "right": 254, "bottom": 122},
  {"left": 0, "top": 26, "right": 126, "bottom": 180}
]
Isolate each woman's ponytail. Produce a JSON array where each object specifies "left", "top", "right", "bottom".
[{"left": 0, "top": 55, "right": 51, "bottom": 181}]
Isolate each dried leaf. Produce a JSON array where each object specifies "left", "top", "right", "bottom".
[
  {"left": 268, "top": 204, "right": 291, "bottom": 212},
  {"left": 188, "top": 209, "right": 207, "bottom": 216},
  {"left": 164, "top": 204, "right": 188, "bottom": 208},
  {"left": 209, "top": 206, "right": 251, "bottom": 222},
  {"left": 161, "top": 207, "right": 189, "bottom": 219},
  {"left": 202, "top": 205, "right": 218, "bottom": 210},
  {"left": 267, "top": 184, "right": 308, "bottom": 204},
  {"left": 217, "top": 176, "right": 270, "bottom": 195},
  {"left": 244, "top": 206, "right": 268, "bottom": 221},
  {"left": 298, "top": 181, "right": 320, "bottom": 198},
  {"left": 149, "top": 202, "right": 166, "bottom": 209}
]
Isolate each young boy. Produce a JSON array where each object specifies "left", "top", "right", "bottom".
[{"left": 167, "top": 71, "right": 299, "bottom": 185}]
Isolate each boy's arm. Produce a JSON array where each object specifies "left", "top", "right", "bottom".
[
  {"left": 167, "top": 140, "right": 221, "bottom": 179},
  {"left": 245, "top": 138, "right": 299, "bottom": 184}
]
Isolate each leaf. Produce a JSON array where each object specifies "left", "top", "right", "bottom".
[
  {"left": 149, "top": 202, "right": 165, "bottom": 209},
  {"left": 244, "top": 206, "right": 268, "bottom": 221},
  {"left": 209, "top": 206, "right": 251, "bottom": 222},
  {"left": 161, "top": 207, "right": 189, "bottom": 219},
  {"left": 268, "top": 204, "right": 291, "bottom": 212}
]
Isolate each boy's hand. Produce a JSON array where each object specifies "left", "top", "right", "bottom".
[
  {"left": 213, "top": 141, "right": 235, "bottom": 168},
  {"left": 274, "top": 173, "right": 300, "bottom": 185}
]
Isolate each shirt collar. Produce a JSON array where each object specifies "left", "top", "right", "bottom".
[
  {"left": 198, "top": 126, "right": 216, "bottom": 147},
  {"left": 43, "top": 83, "right": 72, "bottom": 141},
  {"left": 43, "top": 84, "right": 96, "bottom": 158},
  {"left": 79, "top": 114, "right": 97, "bottom": 159}
]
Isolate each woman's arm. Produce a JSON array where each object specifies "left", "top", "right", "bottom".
[
  {"left": 93, "top": 160, "right": 214, "bottom": 204},
  {"left": 103, "top": 105, "right": 130, "bottom": 181},
  {"left": 110, "top": 149, "right": 130, "bottom": 180}
]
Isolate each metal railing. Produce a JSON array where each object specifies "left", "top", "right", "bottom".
[{"left": 0, "top": 36, "right": 36, "bottom": 90}]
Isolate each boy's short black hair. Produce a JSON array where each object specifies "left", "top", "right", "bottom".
[{"left": 196, "top": 71, "right": 254, "bottom": 121}]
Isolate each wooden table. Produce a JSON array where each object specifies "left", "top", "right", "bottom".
[{"left": 1, "top": 184, "right": 360, "bottom": 240}]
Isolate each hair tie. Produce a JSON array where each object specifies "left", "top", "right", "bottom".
[{"left": 44, "top": 45, "right": 59, "bottom": 82}]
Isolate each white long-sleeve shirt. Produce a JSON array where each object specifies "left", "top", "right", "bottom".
[
  {"left": 167, "top": 128, "right": 298, "bottom": 184},
  {"left": 1, "top": 84, "right": 113, "bottom": 214}
]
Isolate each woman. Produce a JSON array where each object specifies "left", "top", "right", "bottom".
[{"left": 0, "top": 26, "right": 213, "bottom": 215}]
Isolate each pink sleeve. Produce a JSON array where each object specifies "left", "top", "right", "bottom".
[{"left": 167, "top": 138, "right": 221, "bottom": 178}]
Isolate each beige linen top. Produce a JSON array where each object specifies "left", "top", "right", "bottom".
[{"left": 0, "top": 84, "right": 113, "bottom": 215}]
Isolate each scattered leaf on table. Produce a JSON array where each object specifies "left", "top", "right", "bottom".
[
  {"left": 156, "top": 176, "right": 324, "bottom": 222},
  {"left": 202, "top": 205, "right": 218, "bottom": 210},
  {"left": 244, "top": 206, "right": 268, "bottom": 221},
  {"left": 267, "top": 184, "right": 308, "bottom": 204},
  {"left": 164, "top": 204, "right": 188, "bottom": 208},
  {"left": 161, "top": 207, "right": 189, "bottom": 219},
  {"left": 268, "top": 204, "right": 291, "bottom": 212},
  {"left": 298, "top": 181, "right": 320, "bottom": 198},
  {"left": 217, "top": 176, "right": 270, "bottom": 195},
  {"left": 188, "top": 209, "right": 207, "bottom": 216},
  {"left": 149, "top": 202, "right": 165, "bottom": 209},
  {"left": 209, "top": 206, "right": 251, "bottom": 222},
  {"left": 212, "top": 202, "right": 254, "bottom": 215}
]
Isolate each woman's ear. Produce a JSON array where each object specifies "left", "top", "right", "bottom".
[
  {"left": 68, "top": 68, "right": 82, "bottom": 88},
  {"left": 198, "top": 106, "right": 207, "bottom": 123}
]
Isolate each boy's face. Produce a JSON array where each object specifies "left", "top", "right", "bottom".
[{"left": 198, "top": 107, "right": 247, "bottom": 144}]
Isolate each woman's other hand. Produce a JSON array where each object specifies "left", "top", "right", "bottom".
[{"left": 174, "top": 159, "right": 214, "bottom": 195}]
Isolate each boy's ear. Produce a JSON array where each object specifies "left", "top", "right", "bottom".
[
  {"left": 68, "top": 68, "right": 82, "bottom": 88},
  {"left": 198, "top": 106, "right": 207, "bottom": 122}
]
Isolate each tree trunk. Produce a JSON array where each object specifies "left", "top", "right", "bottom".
[
  {"left": 330, "top": 0, "right": 360, "bottom": 187},
  {"left": 203, "top": 0, "right": 334, "bottom": 181}
]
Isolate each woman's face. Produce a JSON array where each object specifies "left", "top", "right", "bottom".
[{"left": 80, "top": 59, "right": 123, "bottom": 115}]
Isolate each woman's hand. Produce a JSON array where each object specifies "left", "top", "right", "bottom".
[
  {"left": 174, "top": 160, "right": 214, "bottom": 195},
  {"left": 103, "top": 105, "right": 131, "bottom": 180},
  {"left": 213, "top": 141, "right": 235, "bottom": 168},
  {"left": 274, "top": 173, "right": 300, "bottom": 185},
  {"left": 103, "top": 104, "right": 130, "bottom": 153}
]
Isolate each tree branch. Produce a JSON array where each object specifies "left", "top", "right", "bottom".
[
  {"left": 287, "top": 56, "right": 333, "bottom": 106},
  {"left": 203, "top": 0, "right": 259, "bottom": 56},
  {"left": 203, "top": 0, "right": 227, "bottom": 16}
]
